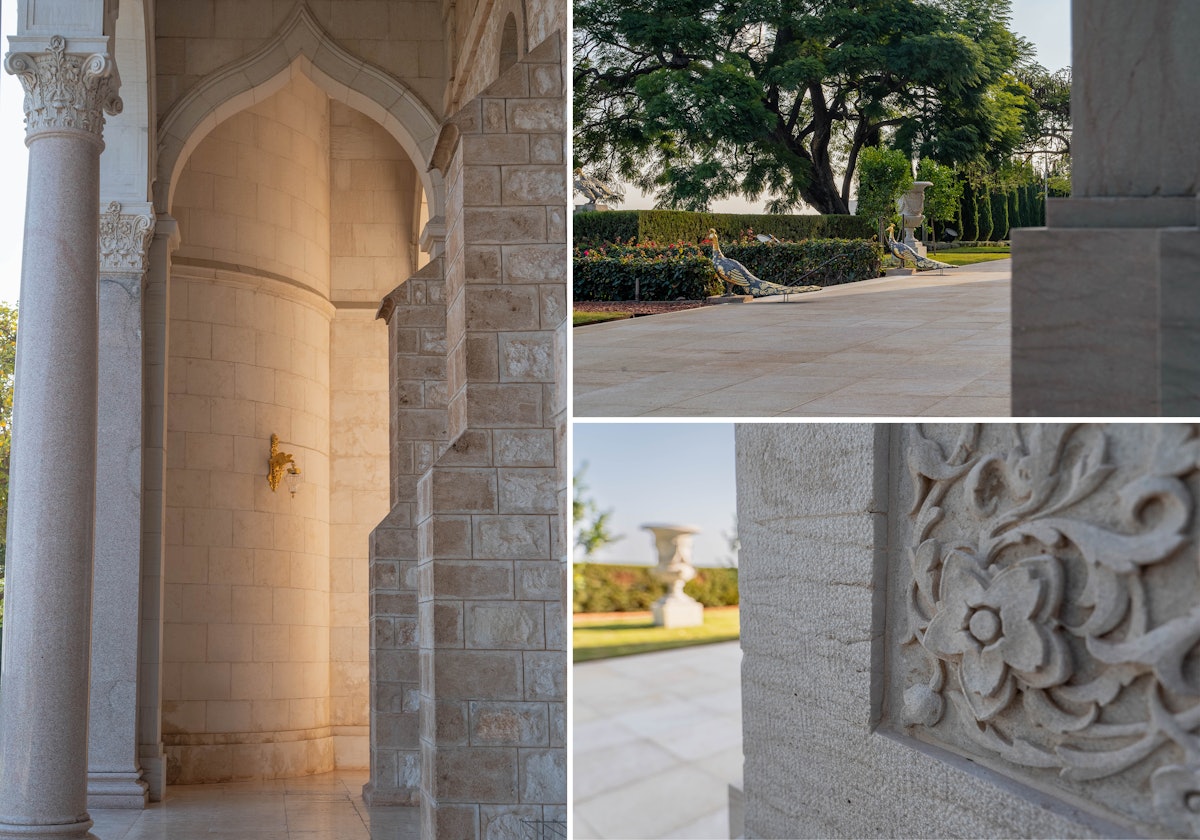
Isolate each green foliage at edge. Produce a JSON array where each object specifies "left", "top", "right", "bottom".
[{"left": 855, "top": 147, "right": 914, "bottom": 233}]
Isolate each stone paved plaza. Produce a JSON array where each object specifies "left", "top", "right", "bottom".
[
  {"left": 90, "top": 772, "right": 417, "bottom": 840},
  {"left": 574, "top": 260, "right": 1010, "bottom": 417},
  {"left": 573, "top": 642, "right": 743, "bottom": 839}
]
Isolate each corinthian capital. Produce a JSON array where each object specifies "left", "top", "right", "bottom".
[
  {"left": 99, "top": 202, "right": 154, "bottom": 276},
  {"left": 4, "top": 34, "right": 122, "bottom": 143}
]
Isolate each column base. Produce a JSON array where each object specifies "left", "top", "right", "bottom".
[
  {"left": 86, "top": 771, "right": 148, "bottom": 809},
  {"left": 138, "top": 752, "right": 165, "bottom": 802},
  {"left": 0, "top": 819, "right": 97, "bottom": 839}
]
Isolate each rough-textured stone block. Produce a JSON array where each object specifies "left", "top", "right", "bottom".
[
  {"left": 433, "top": 748, "right": 519, "bottom": 803},
  {"left": 465, "top": 602, "right": 545, "bottom": 649}
]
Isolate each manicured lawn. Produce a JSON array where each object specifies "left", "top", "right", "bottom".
[
  {"left": 573, "top": 311, "right": 632, "bottom": 326},
  {"left": 928, "top": 247, "right": 1011, "bottom": 266},
  {"left": 573, "top": 606, "right": 740, "bottom": 662}
]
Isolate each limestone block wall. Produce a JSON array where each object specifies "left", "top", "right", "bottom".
[
  {"left": 416, "top": 32, "right": 567, "bottom": 838},
  {"left": 171, "top": 74, "right": 331, "bottom": 295},
  {"left": 162, "top": 76, "right": 337, "bottom": 784},
  {"left": 154, "top": 0, "right": 446, "bottom": 121},
  {"left": 327, "top": 100, "right": 421, "bottom": 769},
  {"left": 162, "top": 269, "right": 335, "bottom": 784},
  {"left": 364, "top": 258, "right": 449, "bottom": 805}
]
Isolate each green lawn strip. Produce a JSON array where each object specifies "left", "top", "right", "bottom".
[
  {"left": 928, "top": 248, "right": 1011, "bottom": 266},
  {"left": 573, "top": 311, "right": 632, "bottom": 326},
  {"left": 573, "top": 608, "right": 740, "bottom": 662}
]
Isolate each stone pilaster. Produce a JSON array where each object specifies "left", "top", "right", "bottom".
[
  {"left": 0, "top": 31, "right": 120, "bottom": 840},
  {"left": 87, "top": 201, "right": 154, "bottom": 809},
  {"left": 137, "top": 216, "right": 180, "bottom": 803},
  {"left": 364, "top": 258, "right": 450, "bottom": 806},
  {"left": 418, "top": 33, "right": 567, "bottom": 839},
  {"left": 1012, "top": 0, "right": 1200, "bottom": 415}
]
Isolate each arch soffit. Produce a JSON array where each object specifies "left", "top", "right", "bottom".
[{"left": 156, "top": 3, "right": 444, "bottom": 219}]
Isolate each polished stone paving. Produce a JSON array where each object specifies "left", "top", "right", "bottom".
[
  {"left": 574, "top": 259, "right": 1011, "bottom": 417},
  {"left": 574, "top": 641, "right": 743, "bottom": 839},
  {"left": 90, "top": 771, "right": 417, "bottom": 840}
]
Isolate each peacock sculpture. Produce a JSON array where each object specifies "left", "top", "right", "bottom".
[
  {"left": 703, "top": 229, "right": 821, "bottom": 299},
  {"left": 886, "top": 224, "right": 953, "bottom": 272},
  {"left": 573, "top": 168, "right": 624, "bottom": 205}
]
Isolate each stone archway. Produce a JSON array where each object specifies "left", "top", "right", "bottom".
[{"left": 153, "top": 3, "right": 445, "bottom": 232}]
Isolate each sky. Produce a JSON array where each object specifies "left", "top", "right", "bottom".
[
  {"left": 595, "top": 0, "right": 1073, "bottom": 212},
  {"left": 573, "top": 423, "right": 737, "bottom": 567}
]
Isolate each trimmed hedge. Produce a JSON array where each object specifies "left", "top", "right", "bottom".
[
  {"left": 573, "top": 562, "right": 739, "bottom": 613},
  {"left": 574, "top": 209, "right": 874, "bottom": 247},
  {"left": 573, "top": 239, "right": 882, "bottom": 301},
  {"left": 722, "top": 240, "right": 881, "bottom": 288},
  {"left": 573, "top": 244, "right": 722, "bottom": 301}
]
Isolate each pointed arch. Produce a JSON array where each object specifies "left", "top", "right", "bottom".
[{"left": 155, "top": 3, "right": 444, "bottom": 225}]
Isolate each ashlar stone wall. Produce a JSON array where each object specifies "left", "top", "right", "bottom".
[{"left": 417, "top": 32, "right": 566, "bottom": 838}]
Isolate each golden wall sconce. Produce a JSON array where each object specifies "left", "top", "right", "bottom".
[{"left": 267, "top": 434, "right": 303, "bottom": 496}]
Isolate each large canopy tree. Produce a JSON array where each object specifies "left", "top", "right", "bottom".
[{"left": 574, "top": 0, "right": 1035, "bottom": 213}]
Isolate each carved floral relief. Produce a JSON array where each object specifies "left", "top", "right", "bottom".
[
  {"left": 895, "top": 424, "right": 1200, "bottom": 834},
  {"left": 98, "top": 202, "right": 154, "bottom": 276}
]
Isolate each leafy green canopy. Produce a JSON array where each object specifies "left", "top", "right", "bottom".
[{"left": 574, "top": 0, "right": 1034, "bottom": 214}]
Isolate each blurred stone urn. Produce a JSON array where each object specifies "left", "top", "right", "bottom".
[
  {"left": 643, "top": 523, "right": 704, "bottom": 628},
  {"left": 897, "top": 180, "right": 934, "bottom": 256}
]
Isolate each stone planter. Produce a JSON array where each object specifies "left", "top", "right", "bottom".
[{"left": 643, "top": 523, "right": 704, "bottom": 628}]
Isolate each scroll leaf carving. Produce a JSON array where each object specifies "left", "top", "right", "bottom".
[
  {"left": 900, "top": 424, "right": 1200, "bottom": 834},
  {"left": 99, "top": 202, "right": 154, "bottom": 276}
]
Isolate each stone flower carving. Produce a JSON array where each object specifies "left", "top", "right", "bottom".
[
  {"left": 897, "top": 424, "right": 1200, "bottom": 834},
  {"left": 923, "top": 550, "right": 1069, "bottom": 721}
]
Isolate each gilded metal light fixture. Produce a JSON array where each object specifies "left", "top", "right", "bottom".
[{"left": 267, "top": 434, "right": 302, "bottom": 496}]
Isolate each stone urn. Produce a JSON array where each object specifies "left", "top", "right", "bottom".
[
  {"left": 897, "top": 181, "right": 934, "bottom": 256},
  {"left": 643, "top": 523, "right": 704, "bottom": 628}
]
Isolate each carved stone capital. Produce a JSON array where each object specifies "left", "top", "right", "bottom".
[
  {"left": 4, "top": 35, "right": 121, "bottom": 144},
  {"left": 99, "top": 202, "right": 154, "bottom": 277}
]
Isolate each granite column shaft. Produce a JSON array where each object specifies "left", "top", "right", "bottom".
[{"left": 0, "top": 34, "right": 119, "bottom": 839}]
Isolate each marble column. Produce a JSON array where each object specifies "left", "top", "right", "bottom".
[
  {"left": 0, "top": 34, "right": 120, "bottom": 839},
  {"left": 1012, "top": 0, "right": 1200, "bottom": 415},
  {"left": 87, "top": 202, "right": 154, "bottom": 809}
]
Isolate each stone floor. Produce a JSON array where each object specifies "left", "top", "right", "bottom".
[
  {"left": 574, "top": 259, "right": 1011, "bottom": 417},
  {"left": 90, "top": 771, "right": 418, "bottom": 840},
  {"left": 573, "top": 641, "right": 743, "bottom": 839}
]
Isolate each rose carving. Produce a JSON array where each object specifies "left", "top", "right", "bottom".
[{"left": 897, "top": 424, "right": 1200, "bottom": 834}]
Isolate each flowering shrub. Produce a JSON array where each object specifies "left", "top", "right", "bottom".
[
  {"left": 573, "top": 238, "right": 882, "bottom": 300},
  {"left": 573, "top": 562, "right": 738, "bottom": 613}
]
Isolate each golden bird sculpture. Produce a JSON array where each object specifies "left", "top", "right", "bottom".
[{"left": 702, "top": 229, "right": 821, "bottom": 299}]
